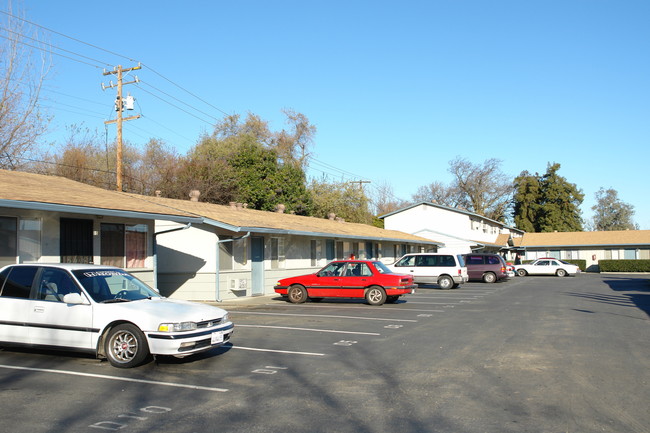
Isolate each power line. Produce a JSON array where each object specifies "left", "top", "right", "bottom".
[
  {"left": 135, "top": 85, "right": 214, "bottom": 124},
  {"left": 139, "top": 80, "right": 221, "bottom": 123},
  {"left": 0, "top": 10, "right": 137, "bottom": 62},
  {"left": 0, "top": 25, "right": 111, "bottom": 67},
  {"left": 142, "top": 63, "right": 230, "bottom": 117},
  {"left": 0, "top": 33, "right": 103, "bottom": 68}
]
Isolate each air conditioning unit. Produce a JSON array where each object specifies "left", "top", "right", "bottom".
[{"left": 230, "top": 278, "right": 248, "bottom": 290}]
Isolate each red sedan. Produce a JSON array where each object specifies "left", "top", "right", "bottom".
[{"left": 274, "top": 260, "right": 416, "bottom": 305}]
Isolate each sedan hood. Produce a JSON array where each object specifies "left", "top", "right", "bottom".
[{"left": 94, "top": 298, "right": 228, "bottom": 331}]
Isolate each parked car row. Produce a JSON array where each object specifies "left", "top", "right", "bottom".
[
  {"left": 0, "top": 263, "right": 234, "bottom": 369},
  {"left": 274, "top": 253, "right": 582, "bottom": 306}
]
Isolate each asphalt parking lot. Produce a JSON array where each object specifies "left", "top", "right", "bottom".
[{"left": 1, "top": 273, "right": 649, "bottom": 433}]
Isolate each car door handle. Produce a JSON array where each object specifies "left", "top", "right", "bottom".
[{"left": 34, "top": 306, "right": 45, "bottom": 313}]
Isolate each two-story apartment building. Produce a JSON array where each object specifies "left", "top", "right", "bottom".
[{"left": 381, "top": 202, "right": 523, "bottom": 256}]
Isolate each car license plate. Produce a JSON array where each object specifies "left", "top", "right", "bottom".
[{"left": 211, "top": 331, "right": 224, "bottom": 345}]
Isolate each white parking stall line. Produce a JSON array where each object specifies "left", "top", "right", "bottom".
[
  {"left": 383, "top": 307, "right": 446, "bottom": 312},
  {"left": 0, "top": 364, "right": 229, "bottom": 392},
  {"left": 261, "top": 303, "right": 419, "bottom": 311},
  {"left": 230, "top": 345, "right": 325, "bottom": 356},
  {"left": 262, "top": 302, "right": 438, "bottom": 312},
  {"left": 403, "top": 302, "right": 457, "bottom": 306},
  {"left": 232, "top": 311, "right": 418, "bottom": 322},
  {"left": 236, "top": 324, "right": 381, "bottom": 336}
]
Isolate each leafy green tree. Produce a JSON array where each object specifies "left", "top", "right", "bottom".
[
  {"left": 513, "top": 163, "right": 584, "bottom": 232},
  {"left": 309, "top": 178, "right": 374, "bottom": 224},
  {"left": 179, "top": 113, "right": 313, "bottom": 213},
  {"left": 230, "top": 138, "right": 311, "bottom": 214},
  {"left": 512, "top": 171, "right": 540, "bottom": 232},
  {"left": 592, "top": 188, "right": 636, "bottom": 231}
]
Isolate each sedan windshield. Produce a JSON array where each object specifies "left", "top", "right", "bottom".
[{"left": 72, "top": 269, "right": 161, "bottom": 303}]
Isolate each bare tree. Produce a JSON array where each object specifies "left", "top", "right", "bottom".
[
  {"left": 372, "top": 181, "right": 410, "bottom": 216},
  {"left": 413, "top": 157, "right": 513, "bottom": 221},
  {"left": 274, "top": 108, "right": 316, "bottom": 168},
  {"left": 411, "top": 181, "right": 465, "bottom": 208},
  {"left": 0, "top": 5, "right": 51, "bottom": 169},
  {"left": 448, "top": 157, "right": 513, "bottom": 221}
]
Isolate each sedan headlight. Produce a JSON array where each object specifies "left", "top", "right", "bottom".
[
  {"left": 158, "top": 321, "right": 198, "bottom": 332},
  {"left": 221, "top": 313, "right": 230, "bottom": 323}
]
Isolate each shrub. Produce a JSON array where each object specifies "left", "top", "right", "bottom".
[
  {"left": 565, "top": 259, "right": 586, "bottom": 271},
  {"left": 598, "top": 259, "right": 650, "bottom": 272}
]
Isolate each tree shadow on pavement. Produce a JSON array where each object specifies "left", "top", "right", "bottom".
[{"left": 568, "top": 276, "right": 650, "bottom": 319}]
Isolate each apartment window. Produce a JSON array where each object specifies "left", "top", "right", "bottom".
[
  {"left": 1, "top": 217, "right": 43, "bottom": 266},
  {"left": 19, "top": 218, "right": 41, "bottom": 263},
  {"left": 234, "top": 238, "right": 248, "bottom": 269},
  {"left": 336, "top": 241, "right": 344, "bottom": 260},
  {"left": 0, "top": 216, "right": 17, "bottom": 267},
  {"left": 351, "top": 242, "right": 359, "bottom": 259},
  {"left": 310, "top": 240, "right": 321, "bottom": 266},
  {"left": 271, "top": 237, "right": 285, "bottom": 269},
  {"left": 101, "top": 223, "right": 148, "bottom": 268},
  {"left": 219, "top": 237, "right": 233, "bottom": 270},
  {"left": 623, "top": 249, "right": 636, "bottom": 260}
]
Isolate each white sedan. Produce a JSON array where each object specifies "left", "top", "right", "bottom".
[
  {"left": 515, "top": 258, "right": 580, "bottom": 277},
  {"left": 0, "top": 263, "right": 234, "bottom": 368}
]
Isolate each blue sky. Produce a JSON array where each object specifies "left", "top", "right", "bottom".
[{"left": 5, "top": 0, "right": 649, "bottom": 228}]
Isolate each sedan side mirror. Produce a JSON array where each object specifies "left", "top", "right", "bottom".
[{"left": 63, "top": 293, "right": 87, "bottom": 305}]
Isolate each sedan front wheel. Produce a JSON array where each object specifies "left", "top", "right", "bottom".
[
  {"left": 287, "top": 285, "right": 308, "bottom": 303},
  {"left": 517, "top": 269, "right": 528, "bottom": 277},
  {"left": 105, "top": 324, "right": 149, "bottom": 368}
]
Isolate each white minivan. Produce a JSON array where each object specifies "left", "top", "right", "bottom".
[{"left": 387, "top": 253, "right": 468, "bottom": 289}]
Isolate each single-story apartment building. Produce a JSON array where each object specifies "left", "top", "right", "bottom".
[
  {"left": 514, "top": 230, "right": 650, "bottom": 271},
  {"left": 0, "top": 170, "right": 441, "bottom": 301},
  {"left": 0, "top": 170, "right": 202, "bottom": 286},
  {"left": 139, "top": 196, "right": 442, "bottom": 301}
]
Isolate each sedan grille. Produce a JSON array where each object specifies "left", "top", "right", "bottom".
[{"left": 197, "top": 318, "right": 223, "bottom": 328}]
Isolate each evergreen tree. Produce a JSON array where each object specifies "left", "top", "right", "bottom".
[{"left": 513, "top": 163, "right": 584, "bottom": 232}]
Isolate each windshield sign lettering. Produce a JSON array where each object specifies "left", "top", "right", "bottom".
[{"left": 83, "top": 271, "right": 129, "bottom": 277}]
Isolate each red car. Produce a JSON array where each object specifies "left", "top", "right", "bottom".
[{"left": 274, "top": 260, "right": 416, "bottom": 305}]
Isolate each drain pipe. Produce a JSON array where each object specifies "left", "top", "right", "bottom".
[
  {"left": 216, "top": 232, "right": 251, "bottom": 302},
  {"left": 153, "top": 223, "right": 192, "bottom": 293}
]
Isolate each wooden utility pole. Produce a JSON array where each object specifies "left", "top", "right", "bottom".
[{"left": 102, "top": 64, "right": 141, "bottom": 191}]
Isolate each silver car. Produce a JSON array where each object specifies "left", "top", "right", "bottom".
[{"left": 387, "top": 253, "right": 468, "bottom": 289}]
